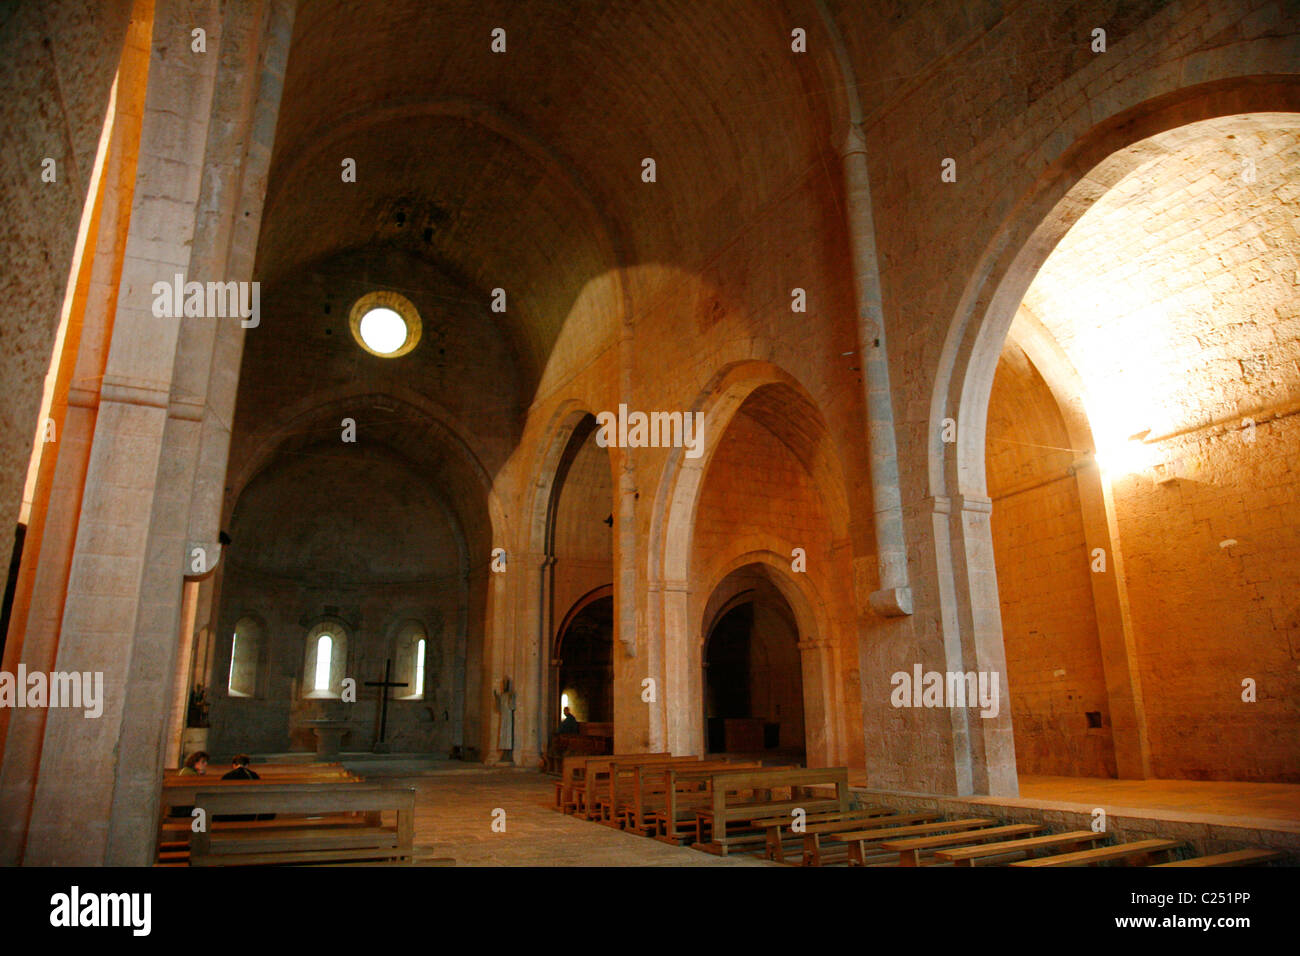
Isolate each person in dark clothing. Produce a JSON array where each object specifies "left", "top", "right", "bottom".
[
  {"left": 217, "top": 754, "right": 267, "bottom": 821},
  {"left": 221, "top": 754, "right": 260, "bottom": 780},
  {"left": 558, "top": 706, "right": 579, "bottom": 735}
]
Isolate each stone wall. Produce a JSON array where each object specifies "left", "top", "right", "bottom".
[{"left": 208, "top": 447, "right": 464, "bottom": 754}]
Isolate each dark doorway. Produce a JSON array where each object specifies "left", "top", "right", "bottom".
[
  {"left": 556, "top": 595, "right": 613, "bottom": 725},
  {"left": 703, "top": 592, "right": 804, "bottom": 758}
]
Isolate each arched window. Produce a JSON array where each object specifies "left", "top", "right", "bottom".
[
  {"left": 303, "top": 621, "right": 348, "bottom": 699},
  {"left": 393, "top": 620, "right": 428, "bottom": 701},
  {"left": 227, "top": 616, "right": 262, "bottom": 698},
  {"left": 313, "top": 634, "right": 332, "bottom": 691}
]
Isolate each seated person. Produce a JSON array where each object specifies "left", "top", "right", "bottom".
[
  {"left": 178, "top": 750, "right": 209, "bottom": 775},
  {"left": 221, "top": 754, "right": 260, "bottom": 780},
  {"left": 218, "top": 754, "right": 271, "bottom": 822},
  {"left": 558, "top": 706, "right": 579, "bottom": 735},
  {"left": 170, "top": 750, "right": 210, "bottom": 818}
]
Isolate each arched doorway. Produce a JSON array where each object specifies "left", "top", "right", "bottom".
[
  {"left": 702, "top": 568, "right": 808, "bottom": 761},
  {"left": 554, "top": 592, "right": 614, "bottom": 726},
  {"left": 540, "top": 414, "right": 615, "bottom": 749},
  {"left": 648, "top": 363, "right": 855, "bottom": 764}
]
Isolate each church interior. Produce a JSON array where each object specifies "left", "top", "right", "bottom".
[{"left": 1, "top": 0, "right": 1298, "bottom": 872}]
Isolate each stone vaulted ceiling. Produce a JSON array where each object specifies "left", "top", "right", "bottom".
[{"left": 255, "top": 0, "right": 843, "bottom": 389}]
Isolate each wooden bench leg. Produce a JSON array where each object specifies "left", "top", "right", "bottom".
[
  {"left": 766, "top": 830, "right": 783, "bottom": 863},
  {"left": 803, "top": 834, "right": 821, "bottom": 867}
]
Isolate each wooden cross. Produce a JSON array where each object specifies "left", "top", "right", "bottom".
[{"left": 364, "top": 659, "right": 408, "bottom": 746}]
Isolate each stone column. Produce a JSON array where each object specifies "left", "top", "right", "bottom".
[
  {"left": 945, "top": 494, "right": 1018, "bottom": 797},
  {"left": 451, "top": 568, "right": 469, "bottom": 752},
  {"left": 481, "top": 550, "right": 510, "bottom": 763},
  {"left": 0, "top": 0, "right": 153, "bottom": 867},
  {"left": 842, "top": 125, "right": 912, "bottom": 618},
  {"left": 797, "top": 637, "right": 835, "bottom": 766},
  {"left": 659, "top": 579, "right": 699, "bottom": 755},
  {"left": 514, "top": 550, "right": 548, "bottom": 769},
  {"left": 642, "top": 575, "right": 668, "bottom": 752},
  {"left": 612, "top": 450, "right": 649, "bottom": 753},
  {"left": 1074, "top": 461, "right": 1151, "bottom": 778},
  {"left": 19, "top": 0, "right": 297, "bottom": 866},
  {"left": 164, "top": 579, "right": 201, "bottom": 768},
  {"left": 23, "top": 0, "right": 227, "bottom": 865},
  {"left": 0, "top": 0, "right": 135, "bottom": 585}
]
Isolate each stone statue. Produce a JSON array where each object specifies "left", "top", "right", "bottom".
[{"left": 494, "top": 678, "right": 516, "bottom": 754}]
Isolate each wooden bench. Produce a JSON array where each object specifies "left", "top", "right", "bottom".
[
  {"left": 693, "top": 767, "right": 851, "bottom": 855},
  {"left": 545, "top": 734, "right": 608, "bottom": 773},
  {"left": 554, "top": 752, "right": 671, "bottom": 815},
  {"left": 621, "top": 759, "right": 750, "bottom": 835},
  {"left": 651, "top": 764, "right": 794, "bottom": 844},
  {"left": 781, "top": 811, "right": 944, "bottom": 866},
  {"left": 165, "top": 762, "right": 355, "bottom": 779},
  {"left": 156, "top": 815, "right": 378, "bottom": 865},
  {"left": 593, "top": 754, "right": 706, "bottom": 825},
  {"left": 581, "top": 754, "right": 700, "bottom": 821},
  {"left": 159, "top": 770, "right": 371, "bottom": 862},
  {"left": 936, "top": 830, "right": 1105, "bottom": 867},
  {"left": 879, "top": 823, "right": 1046, "bottom": 867},
  {"left": 748, "top": 806, "right": 894, "bottom": 863},
  {"left": 1009, "top": 838, "right": 1184, "bottom": 867},
  {"left": 162, "top": 772, "right": 366, "bottom": 811},
  {"left": 806, "top": 817, "right": 996, "bottom": 867},
  {"left": 1154, "top": 849, "right": 1286, "bottom": 867},
  {"left": 189, "top": 785, "right": 426, "bottom": 866}
]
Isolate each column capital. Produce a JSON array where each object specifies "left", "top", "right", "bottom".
[{"left": 841, "top": 123, "right": 868, "bottom": 159}]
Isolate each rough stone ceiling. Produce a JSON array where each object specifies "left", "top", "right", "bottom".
[
  {"left": 257, "top": 0, "right": 840, "bottom": 385},
  {"left": 1017, "top": 116, "right": 1300, "bottom": 461}
]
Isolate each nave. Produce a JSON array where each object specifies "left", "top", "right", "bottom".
[{"left": 151, "top": 756, "right": 1298, "bottom": 867}]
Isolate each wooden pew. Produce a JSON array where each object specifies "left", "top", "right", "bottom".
[
  {"left": 162, "top": 771, "right": 365, "bottom": 813},
  {"left": 156, "top": 815, "right": 377, "bottom": 865},
  {"left": 1154, "top": 849, "right": 1286, "bottom": 867},
  {"left": 159, "top": 769, "right": 370, "bottom": 862},
  {"left": 1009, "top": 838, "right": 1184, "bottom": 867},
  {"left": 164, "top": 764, "right": 358, "bottom": 788},
  {"left": 748, "top": 806, "right": 895, "bottom": 863},
  {"left": 789, "top": 810, "right": 944, "bottom": 866},
  {"left": 581, "top": 754, "right": 701, "bottom": 821},
  {"left": 935, "top": 830, "right": 1105, "bottom": 867},
  {"left": 651, "top": 763, "right": 792, "bottom": 845},
  {"left": 596, "top": 755, "right": 736, "bottom": 828},
  {"left": 619, "top": 759, "right": 745, "bottom": 834},
  {"left": 879, "top": 823, "right": 1046, "bottom": 867},
  {"left": 693, "top": 767, "right": 851, "bottom": 856},
  {"left": 189, "top": 785, "right": 423, "bottom": 866},
  {"left": 167, "top": 764, "right": 351, "bottom": 780},
  {"left": 805, "top": 817, "right": 996, "bottom": 867},
  {"left": 545, "top": 734, "right": 607, "bottom": 773},
  {"left": 553, "top": 752, "right": 670, "bottom": 814}
]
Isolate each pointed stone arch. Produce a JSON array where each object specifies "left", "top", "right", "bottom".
[
  {"left": 929, "top": 77, "right": 1300, "bottom": 795},
  {"left": 646, "top": 359, "right": 853, "bottom": 757}
]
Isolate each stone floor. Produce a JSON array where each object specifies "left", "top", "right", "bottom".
[
  {"left": 352, "top": 764, "right": 773, "bottom": 866},
  {"left": 300, "top": 756, "right": 1300, "bottom": 862}
]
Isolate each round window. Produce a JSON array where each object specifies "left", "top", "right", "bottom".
[{"left": 348, "top": 291, "right": 421, "bottom": 357}]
